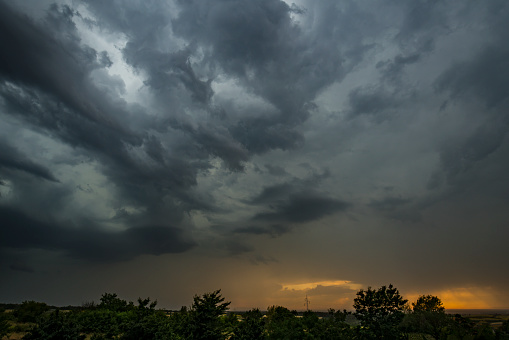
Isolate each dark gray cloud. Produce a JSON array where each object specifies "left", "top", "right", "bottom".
[
  {"left": 347, "top": 86, "right": 400, "bottom": 118},
  {"left": 0, "top": 139, "right": 58, "bottom": 182},
  {"left": 234, "top": 224, "right": 292, "bottom": 237},
  {"left": 430, "top": 4, "right": 509, "bottom": 191},
  {"left": 253, "top": 193, "right": 348, "bottom": 223},
  {"left": 368, "top": 196, "right": 412, "bottom": 212},
  {"left": 436, "top": 45, "right": 509, "bottom": 109},
  {"left": 9, "top": 262, "right": 35, "bottom": 273},
  {"left": 245, "top": 171, "right": 348, "bottom": 225},
  {"left": 368, "top": 196, "right": 421, "bottom": 222},
  {"left": 264, "top": 164, "right": 288, "bottom": 177},
  {"left": 0, "top": 2, "right": 133, "bottom": 135},
  {"left": 376, "top": 53, "right": 421, "bottom": 84},
  {"left": 0, "top": 206, "right": 195, "bottom": 262},
  {"left": 436, "top": 122, "right": 507, "bottom": 184},
  {"left": 1, "top": 0, "right": 509, "bottom": 310}
]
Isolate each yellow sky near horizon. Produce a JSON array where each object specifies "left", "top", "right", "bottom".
[{"left": 272, "top": 281, "right": 505, "bottom": 311}]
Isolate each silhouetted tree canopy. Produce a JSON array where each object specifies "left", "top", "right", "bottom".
[
  {"left": 412, "top": 294, "right": 445, "bottom": 313},
  {"left": 188, "top": 289, "right": 231, "bottom": 340},
  {"left": 13, "top": 301, "right": 49, "bottom": 323},
  {"left": 353, "top": 284, "right": 408, "bottom": 339},
  {"left": 0, "top": 287, "right": 504, "bottom": 340},
  {"left": 402, "top": 295, "right": 448, "bottom": 339}
]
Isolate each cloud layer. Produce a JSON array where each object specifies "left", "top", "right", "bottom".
[{"left": 1, "top": 0, "right": 509, "bottom": 310}]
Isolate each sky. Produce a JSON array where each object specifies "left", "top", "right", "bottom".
[{"left": 1, "top": 0, "right": 509, "bottom": 311}]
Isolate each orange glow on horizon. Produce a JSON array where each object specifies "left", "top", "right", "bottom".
[{"left": 408, "top": 287, "right": 501, "bottom": 310}]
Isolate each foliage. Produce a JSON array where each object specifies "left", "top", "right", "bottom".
[
  {"left": 319, "top": 309, "right": 355, "bottom": 339},
  {"left": 99, "top": 293, "right": 134, "bottom": 312},
  {"left": 231, "top": 308, "right": 264, "bottom": 340},
  {"left": 265, "top": 305, "right": 305, "bottom": 339},
  {"left": 188, "top": 289, "right": 231, "bottom": 340},
  {"left": 118, "top": 297, "right": 178, "bottom": 340},
  {"left": 353, "top": 284, "right": 408, "bottom": 340},
  {"left": 22, "top": 310, "right": 85, "bottom": 340},
  {"left": 7, "top": 288, "right": 503, "bottom": 340},
  {"left": 302, "top": 309, "right": 320, "bottom": 335},
  {"left": 74, "top": 309, "right": 122, "bottom": 338},
  {"left": 401, "top": 295, "right": 449, "bottom": 339},
  {"left": 412, "top": 295, "right": 445, "bottom": 313},
  {"left": 474, "top": 322, "right": 496, "bottom": 340},
  {"left": 496, "top": 319, "right": 509, "bottom": 340},
  {"left": 168, "top": 306, "right": 191, "bottom": 338},
  {"left": 13, "top": 301, "right": 50, "bottom": 323},
  {"left": 220, "top": 312, "right": 239, "bottom": 338},
  {"left": 0, "top": 309, "right": 11, "bottom": 338},
  {"left": 444, "top": 314, "right": 476, "bottom": 339}
]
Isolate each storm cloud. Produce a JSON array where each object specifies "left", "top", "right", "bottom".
[{"left": 1, "top": 0, "right": 509, "bottom": 310}]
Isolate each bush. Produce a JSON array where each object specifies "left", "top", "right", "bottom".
[
  {"left": 0, "top": 309, "right": 11, "bottom": 338},
  {"left": 13, "top": 301, "right": 49, "bottom": 323},
  {"left": 231, "top": 309, "right": 264, "bottom": 340},
  {"left": 22, "top": 310, "right": 85, "bottom": 340}
]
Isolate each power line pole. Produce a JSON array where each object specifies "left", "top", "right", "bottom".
[{"left": 304, "top": 294, "right": 310, "bottom": 311}]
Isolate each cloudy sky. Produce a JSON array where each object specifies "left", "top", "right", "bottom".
[{"left": 1, "top": 0, "right": 509, "bottom": 311}]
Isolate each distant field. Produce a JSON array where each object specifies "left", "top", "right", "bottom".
[
  {"left": 445, "top": 309, "right": 509, "bottom": 329},
  {"left": 446, "top": 309, "right": 509, "bottom": 315}
]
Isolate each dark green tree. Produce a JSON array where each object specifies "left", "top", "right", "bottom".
[
  {"left": 401, "top": 295, "right": 449, "bottom": 339},
  {"left": 496, "top": 319, "right": 509, "bottom": 339},
  {"left": 119, "top": 297, "right": 179, "bottom": 340},
  {"left": 319, "top": 309, "right": 354, "bottom": 339},
  {"left": 353, "top": 284, "right": 408, "bottom": 340},
  {"left": 13, "top": 301, "right": 49, "bottom": 323},
  {"left": 474, "top": 322, "right": 496, "bottom": 340},
  {"left": 412, "top": 295, "right": 445, "bottom": 313},
  {"left": 0, "top": 308, "right": 11, "bottom": 338},
  {"left": 265, "top": 305, "right": 304, "bottom": 340},
  {"left": 302, "top": 310, "right": 320, "bottom": 335},
  {"left": 98, "top": 293, "right": 134, "bottom": 312},
  {"left": 231, "top": 308, "right": 265, "bottom": 340},
  {"left": 445, "top": 314, "right": 475, "bottom": 339},
  {"left": 169, "top": 306, "right": 191, "bottom": 339},
  {"left": 75, "top": 308, "right": 121, "bottom": 339},
  {"left": 22, "top": 310, "right": 85, "bottom": 340},
  {"left": 220, "top": 312, "right": 239, "bottom": 339},
  {"left": 188, "top": 289, "right": 231, "bottom": 340}
]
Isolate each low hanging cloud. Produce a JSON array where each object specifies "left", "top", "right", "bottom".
[
  {"left": 0, "top": 206, "right": 195, "bottom": 262},
  {"left": 253, "top": 194, "right": 348, "bottom": 223}
]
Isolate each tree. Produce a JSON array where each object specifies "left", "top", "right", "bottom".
[
  {"left": 75, "top": 308, "right": 122, "bottom": 338},
  {"left": 98, "top": 293, "right": 134, "bottom": 312},
  {"left": 265, "top": 305, "right": 304, "bottom": 340},
  {"left": 412, "top": 295, "right": 445, "bottom": 313},
  {"left": 22, "top": 310, "right": 85, "bottom": 340},
  {"left": 169, "top": 306, "right": 191, "bottom": 339},
  {"left": 353, "top": 284, "right": 408, "bottom": 340},
  {"left": 13, "top": 301, "right": 49, "bottom": 323},
  {"left": 401, "top": 294, "right": 448, "bottom": 339},
  {"left": 0, "top": 309, "right": 11, "bottom": 339},
  {"left": 319, "top": 309, "right": 354, "bottom": 339},
  {"left": 495, "top": 319, "right": 509, "bottom": 339},
  {"left": 231, "top": 309, "right": 264, "bottom": 340},
  {"left": 119, "top": 297, "right": 180, "bottom": 340},
  {"left": 189, "top": 289, "right": 231, "bottom": 340}
]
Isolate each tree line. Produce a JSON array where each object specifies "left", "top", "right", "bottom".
[{"left": 1, "top": 284, "right": 508, "bottom": 339}]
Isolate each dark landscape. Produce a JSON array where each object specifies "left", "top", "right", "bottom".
[
  {"left": 2, "top": 1, "right": 509, "bottom": 337},
  {"left": 2, "top": 286, "right": 509, "bottom": 339}
]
